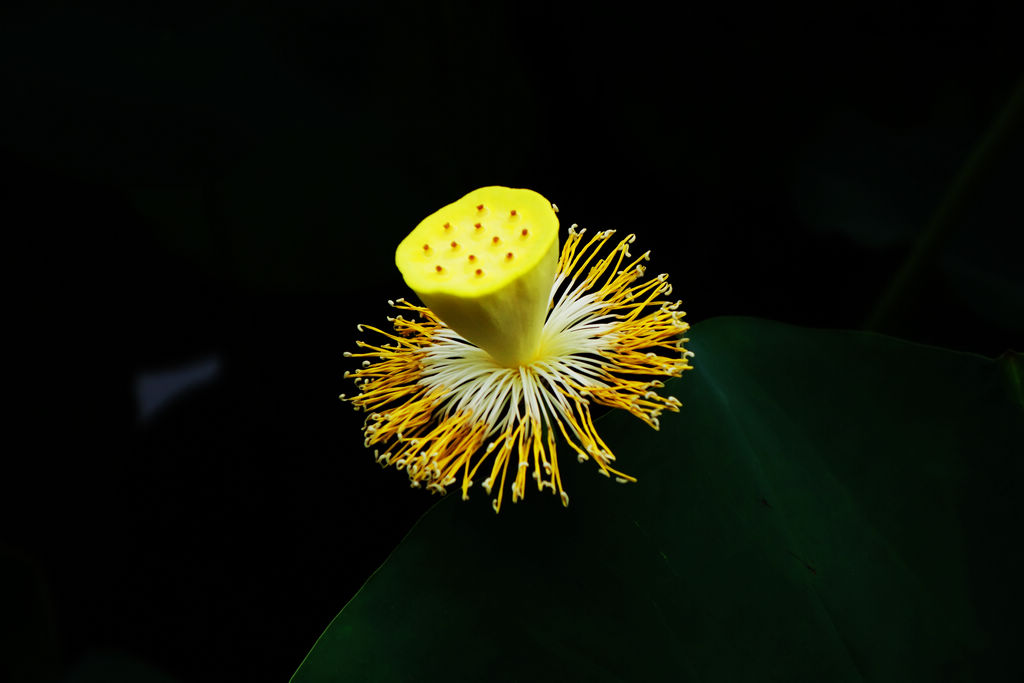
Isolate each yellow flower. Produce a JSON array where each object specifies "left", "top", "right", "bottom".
[{"left": 342, "top": 187, "right": 693, "bottom": 513}]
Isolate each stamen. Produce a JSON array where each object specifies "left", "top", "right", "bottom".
[{"left": 347, "top": 205, "right": 691, "bottom": 513}]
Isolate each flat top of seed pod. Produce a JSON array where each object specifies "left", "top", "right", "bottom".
[{"left": 395, "top": 186, "right": 560, "bottom": 298}]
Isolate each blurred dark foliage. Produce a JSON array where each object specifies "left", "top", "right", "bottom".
[{"left": 2, "top": 1, "right": 1020, "bottom": 681}]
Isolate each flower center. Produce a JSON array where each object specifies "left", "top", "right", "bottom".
[{"left": 395, "top": 187, "right": 560, "bottom": 366}]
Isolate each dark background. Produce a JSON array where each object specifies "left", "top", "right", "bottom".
[{"left": 3, "top": 1, "right": 1021, "bottom": 682}]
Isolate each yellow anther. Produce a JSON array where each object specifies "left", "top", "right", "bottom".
[{"left": 347, "top": 215, "right": 691, "bottom": 512}]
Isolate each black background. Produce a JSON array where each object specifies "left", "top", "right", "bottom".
[{"left": 3, "top": 1, "right": 1021, "bottom": 682}]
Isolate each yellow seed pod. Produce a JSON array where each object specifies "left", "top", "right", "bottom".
[{"left": 395, "top": 187, "right": 559, "bottom": 367}]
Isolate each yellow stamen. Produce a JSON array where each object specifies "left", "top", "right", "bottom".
[{"left": 345, "top": 194, "right": 693, "bottom": 513}]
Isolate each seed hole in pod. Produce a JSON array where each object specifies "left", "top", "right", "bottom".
[
  {"left": 468, "top": 254, "right": 476, "bottom": 262},
  {"left": 435, "top": 265, "right": 443, "bottom": 273},
  {"left": 492, "top": 236, "right": 500, "bottom": 244},
  {"left": 475, "top": 268, "right": 483, "bottom": 277},
  {"left": 474, "top": 223, "right": 482, "bottom": 229},
  {"left": 476, "top": 204, "right": 484, "bottom": 211},
  {"left": 505, "top": 252, "right": 514, "bottom": 260},
  {"left": 450, "top": 240, "right": 458, "bottom": 248},
  {"left": 443, "top": 222, "right": 450, "bottom": 230},
  {"left": 510, "top": 209, "right": 517, "bottom": 216},
  {"left": 521, "top": 228, "right": 529, "bottom": 237},
  {"left": 422, "top": 244, "right": 430, "bottom": 252}
]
